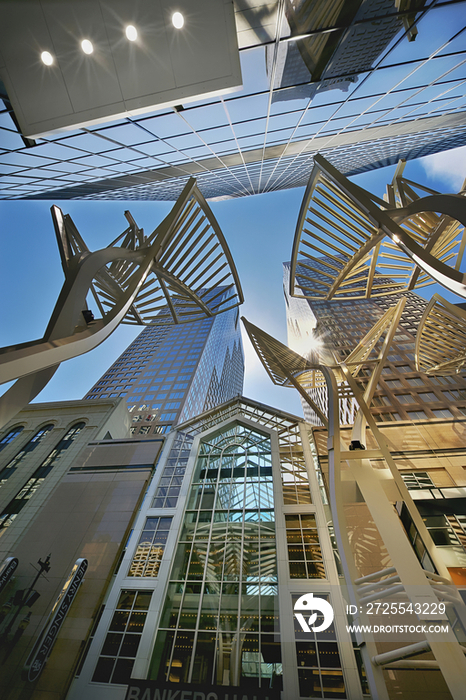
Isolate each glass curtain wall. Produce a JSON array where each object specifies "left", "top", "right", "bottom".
[{"left": 149, "top": 422, "right": 282, "bottom": 691}]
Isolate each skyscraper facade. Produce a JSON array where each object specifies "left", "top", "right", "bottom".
[{"left": 84, "top": 304, "right": 244, "bottom": 437}]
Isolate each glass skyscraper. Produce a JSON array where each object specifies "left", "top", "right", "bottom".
[{"left": 84, "top": 303, "right": 244, "bottom": 437}]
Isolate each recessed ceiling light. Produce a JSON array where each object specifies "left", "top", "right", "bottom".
[
  {"left": 172, "top": 12, "right": 184, "bottom": 29},
  {"left": 81, "top": 39, "right": 94, "bottom": 55},
  {"left": 41, "top": 51, "right": 54, "bottom": 66},
  {"left": 125, "top": 25, "right": 138, "bottom": 41}
]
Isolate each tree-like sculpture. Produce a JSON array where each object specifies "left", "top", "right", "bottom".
[
  {"left": 242, "top": 313, "right": 466, "bottom": 700},
  {"left": 290, "top": 154, "right": 466, "bottom": 301},
  {"left": 291, "top": 154, "right": 466, "bottom": 382},
  {"left": 0, "top": 178, "right": 243, "bottom": 429},
  {"left": 415, "top": 293, "right": 466, "bottom": 375}
]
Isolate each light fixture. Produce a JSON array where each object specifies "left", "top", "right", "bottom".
[
  {"left": 81, "top": 39, "right": 94, "bottom": 55},
  {"left": 172, "top": 11, "right": 184, "bottom": 29},
  {"left": 41, "top": 51, "right": 54, "bottom": 66},
  {"left": 125, "top": 25, "right": 138, "bottom": 41}
]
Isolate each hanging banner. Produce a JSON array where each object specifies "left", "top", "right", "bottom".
[
  {"left": 23, "top": 558, "right": 87, "bottom": 682},
  {"left": 0, "top": 556, "right": 18, "bottom": 594}
]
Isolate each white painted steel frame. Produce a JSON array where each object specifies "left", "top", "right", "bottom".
[
  {"left": 290, "top": 154, "right": 466, "bottom": 300},
  {"left": 415, "top": 293, "right": 466, "bottom": 375}
]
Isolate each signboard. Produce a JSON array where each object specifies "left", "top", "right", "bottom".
[
  {"left": 0, "top": 556, "right": 18, "bottom": 594},
  {"left": 125, "top": 680, "right": 281, "bottom": 700},
  {"left": 23, "top": 558, "right": 88, "bottom": 682}
]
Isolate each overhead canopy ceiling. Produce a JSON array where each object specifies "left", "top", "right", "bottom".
[
  {"left": 0, "top": 0, "right": 242, "bottom": 138},
  {"left": 0, "top": 1, "right": 465, "bottom": 201}
]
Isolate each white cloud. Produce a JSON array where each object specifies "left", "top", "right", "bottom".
[{"left": 419, "top": 146, "right": 466, "bottom": 191}]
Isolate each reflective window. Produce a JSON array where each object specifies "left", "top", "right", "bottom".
[
  {"left": 280, "top": 434, "right": 312, "bottom": 505},
  {"left": 92, "top": 590, "right": 152, "bottom": 685},
  {"left": 418, "top": 392, "right": 438, "bottom": 402},
  {"left": 128, "top": 517, "right": 172, "bottom": 577},
  {"left": 152, "top": 433, "right": 192, "bottom": 508},
  {"left": 286, "top": 514, "right": 325, "bottom": 579},
  {"left": 406, "top": 410, "right": 428, "bottom": 420},
  {"left": 432, "top": 408, "right": 453, "bottom": 419},
  {"left": 395, "top": 394, "right": 417, "bottom": 404},
  {"left": 0, "top": 425, "right": 24, "bottom": 451},
  {"left": 0, "top": 424, "right": 54, "bottom": 488},
  {"left": 293, "top": 594, "right": 346, "bottom": 699},
  {"left": 401, "top": 473, "right": 438, "bottom": 495}
]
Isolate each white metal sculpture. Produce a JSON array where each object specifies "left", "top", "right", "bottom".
[
  {"left": 415, "top": 293, "right": 466, "bottom": 376},
  {"left": 290, "top": 154, "right": 466, "bottom": 300},
  {"left": 0, "top": 178, "right": 243, "bottom": 429}
]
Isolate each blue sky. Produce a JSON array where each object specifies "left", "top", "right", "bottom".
[{"left": 1, "top": 145, "right": 466, "bottom": 418}]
